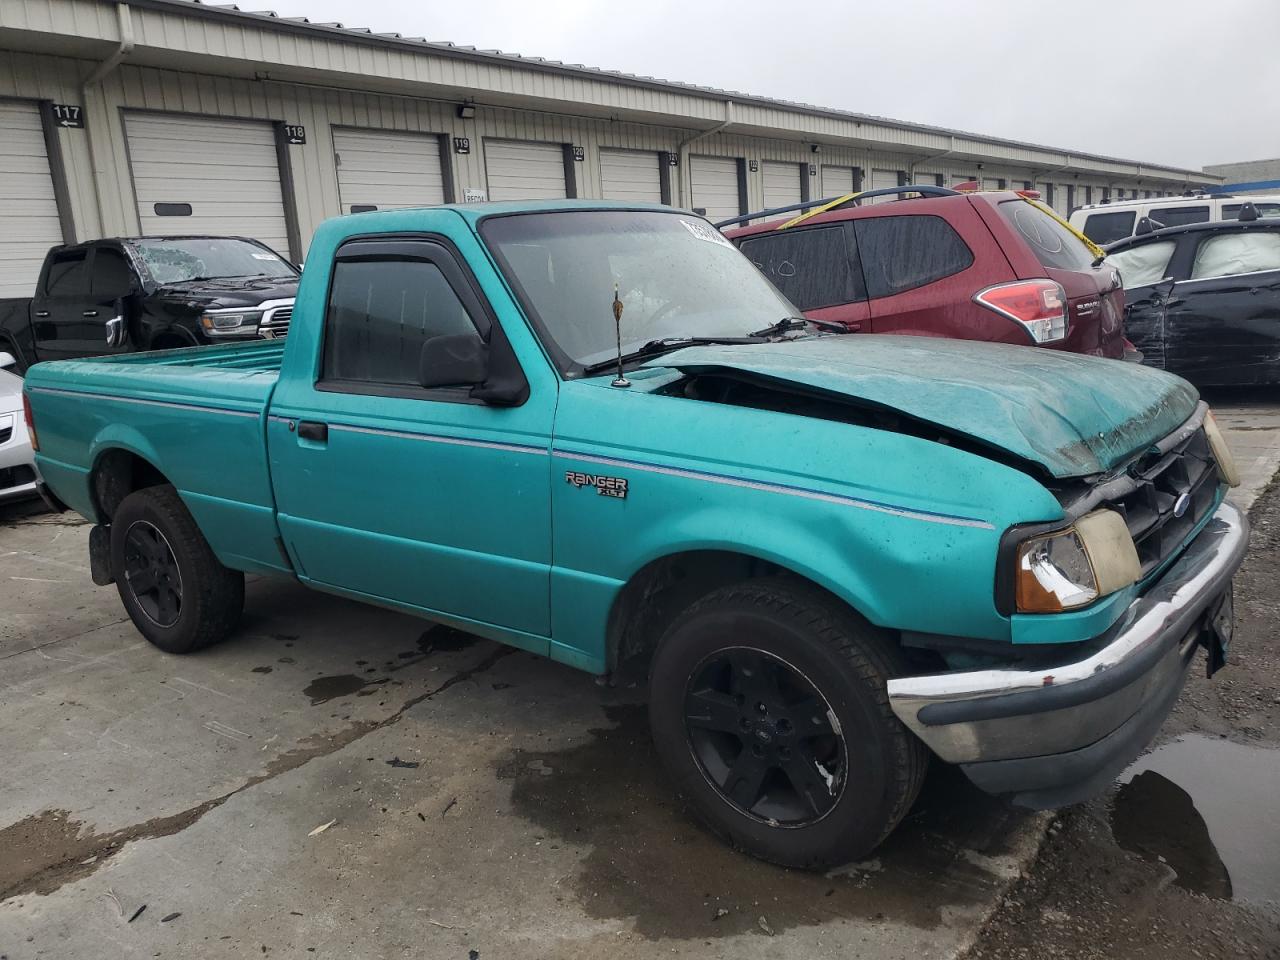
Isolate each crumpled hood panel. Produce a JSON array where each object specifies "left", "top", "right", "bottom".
[{"left": 645, "top": 335, "right": 1199, "bottom": 479}]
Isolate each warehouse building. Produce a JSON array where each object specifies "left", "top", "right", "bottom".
[{"left": 0, "top": 0, "right": 1220, "bottom": 295}]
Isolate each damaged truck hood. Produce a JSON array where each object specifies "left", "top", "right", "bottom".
[{"left": 644, "top": 335, "right": 1198, "bottom": 479}]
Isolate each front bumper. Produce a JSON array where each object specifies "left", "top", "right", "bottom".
[
  {"left": 0, "top": 408, "right": 39, "bottom": 503},
  {"left": 888, "top": 499, "right": 1248, "bottom": 809}
]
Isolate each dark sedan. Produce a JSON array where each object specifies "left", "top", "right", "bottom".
[{"left": 1106, "top": 209, "right": 1280, "bottom": 386}]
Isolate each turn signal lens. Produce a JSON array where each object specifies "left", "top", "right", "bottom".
[
  {"left": 1203, "top": 410, "right": 1240, "bottom": 487},
  {"left": 974, "top": 279, "right": 1068, "bottom": 343},
  {"left": 1014, "top": 510, "right": 1141, "bottom": 613},
  {"left": 22, "top": 392, "right": 37, "bottom": 452}
]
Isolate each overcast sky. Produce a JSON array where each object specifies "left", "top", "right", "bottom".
[{"left": 267, "top": 0, "right": 1278, "bottom": 170}]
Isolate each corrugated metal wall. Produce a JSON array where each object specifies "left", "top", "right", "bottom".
[{"left": 0, "top": 45, "right": 1196, "bottom": 264}]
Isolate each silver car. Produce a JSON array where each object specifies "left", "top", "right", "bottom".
[{"left": 0, "top": 351, "right": 38, "bottom": 502}]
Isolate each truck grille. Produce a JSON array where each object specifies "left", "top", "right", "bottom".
[
  {"left": 259, "top": 302, "right": 294, "bottom": 339},
  {"left": 1105, "top": 425, "right": 1219, "bottom": 578},
  {"left": 0, "top": 425, "right": 11, "bottom": 445},
  {"left": 0, "top": 464, "right": 34, "bottom": 491}
]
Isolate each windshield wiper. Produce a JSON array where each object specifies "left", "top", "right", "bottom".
[
  {"left": 750, "top": 315, "right": 850, "bottom": 338},
  {"left": 580, "top": 336, "right": 760, "bottom": 376}
]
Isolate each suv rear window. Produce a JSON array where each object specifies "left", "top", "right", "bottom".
[
  {"left": 853, "top": 215, "right": 973, "bottom": 298},
  {"left": 736, "top": 225, "right": 865, "bottom": 310},
  {"left": 999, "top": 200, "right": 1094, "bottom": 270},
  {"left": 1081, "top": 211, "right": 1136, "bottom": 244}
]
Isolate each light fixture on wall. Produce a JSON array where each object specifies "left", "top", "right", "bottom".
[{"left": 456, "top": 103, "right": 475, "bottom": 120}]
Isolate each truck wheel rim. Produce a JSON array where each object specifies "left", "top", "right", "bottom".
[
  {"left": 123, "top": 520, "right": 184, "bottom": 628},
  {"left": 683, "top": 647, "right": 847, "bottom": 827}
]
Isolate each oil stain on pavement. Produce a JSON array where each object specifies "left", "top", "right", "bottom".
[
  {"left": 1112, "top": 734, "right": 1280, "bottom": 919},
  {"left": 498, "top": 703, "right": 1032, "bottom": 940}
]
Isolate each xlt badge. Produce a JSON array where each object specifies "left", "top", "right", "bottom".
[{"left": 565, "top": 470, "right": 628, "bottom": 499}]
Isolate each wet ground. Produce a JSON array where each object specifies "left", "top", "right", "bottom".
[{"left": 966, "top": 470, "right": 1280, "bottom": 960}]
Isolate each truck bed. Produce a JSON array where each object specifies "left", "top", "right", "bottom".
[{"left": 25, "top": 339, "right": 290, "bottom": 575}]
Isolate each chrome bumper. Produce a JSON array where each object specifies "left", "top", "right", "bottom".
[{"left": 888, "top": 499, "right": 1248, "bottom": 804}]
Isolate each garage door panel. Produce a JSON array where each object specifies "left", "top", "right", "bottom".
[
  {"left": 0, "top": 101, "right": 62, "bottom": 296},
  {"left": 333, "top": 128, "right": 445, "bottom": 213},
  {"left": 126, "top": 113, "right": 291, "bottom": 254},
  {"left": 485, "top": 140, "right": 567, "bottom": 201},
  {"left": 690, "top": 155, "right": 740, "bottom": 223},
  {"left": 822, "top": 165, "right": 856, "bottom": 199},
  {"left": 600, "top": 148, "right": 662, "bottom": 203}
]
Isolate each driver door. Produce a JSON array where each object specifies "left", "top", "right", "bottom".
[{"left": 267, "top": 236, "right": 556, "bottom": 650}]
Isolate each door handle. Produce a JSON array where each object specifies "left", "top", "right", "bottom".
[
  {"left": 34, "top": 310, "right": 50, "bottom": 318},
  {"left": 82, "top": 310, "right": 99, "bottom": 318},
  {"left": 297, "top": 421, "right": 328, "bottom": 443}
]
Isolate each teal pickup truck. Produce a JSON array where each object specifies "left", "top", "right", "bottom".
[{"left": 24, "top": 201, "right": 1248, "bottom": 869}]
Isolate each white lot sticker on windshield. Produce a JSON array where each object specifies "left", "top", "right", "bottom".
[
  {"left": 251, "top": 253, "right": 280, "bottom": 261},
  {"left": 679, "top": 219, "right": 735, "bottom": 248}
]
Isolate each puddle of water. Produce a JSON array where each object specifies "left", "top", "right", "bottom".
[
  {"left": 497, "top": 703, "right": 1031, "bottom": 940},
  {"left": 1113, "top": 734, "right": 1280, "bottom": 918},
  {"left": 303, "top": 674, "right": 377, "bottom": 705}
]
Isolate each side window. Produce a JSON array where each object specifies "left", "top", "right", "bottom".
[
  {"left": 321, "top": 257, "right": 480, "bottom": 388},
  {"left": 854, "top": 215, "right": 973, "bottom": 299},
  {"left": 1081, "top": 211, "right": 1136, "bottom": 244},
  {"left": 44, "top": 250, "right": 90, "bottom": 297},
  {"left": 91, "top": 248, "right": 136, "bottom": 299},
  {"left": 1190, "top": 232, "right": 1280, "bottom": 281},
  {"left": 1108, "top": 240, "right": 1178, "bottom": 290},
  {"left": 736, "top": 226, "right": 866, "bottom": 310},
  {"left": 1223, "top": 202, "right": 1280, "bottom": 220},
  {"left": 1149, "top": 206, "right": 1210, "bottom": 227}
]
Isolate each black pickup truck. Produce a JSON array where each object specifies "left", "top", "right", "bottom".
[{"left": 0, "top": 236, "right": 299, "bottom": 373}]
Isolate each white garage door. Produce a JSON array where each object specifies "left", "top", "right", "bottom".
[
  {"left": 868, "top": 168, "right": 899, "bottom": 203},
  {"left": 762, "top": 161, "right": 802, "bottom": 216},
  {"left": 821, "top": 165, "right": 856, "bottom": 199},
  {"left": 0, "top": 101, "right": 63, "bottom": 297},
  {"left": 599, "top": 148, "right": 662, "bottom": 203},
  {"left": 690, "top": 155, "right": 740, "bottom": 223},
  {"left": 333, "top": 128, "right": 445, "bottom": 214},
  {"left": 485, "top": 140, "right": 566, "bottom": 201},
  {"left": 126, "top": 114, "right": 291, "bottom": 256}
]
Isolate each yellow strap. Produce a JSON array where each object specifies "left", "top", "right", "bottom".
[
  {"left": 777, "top": 192, "right": 863, "bottom": 230},
  {"left": 1025, "top": 197, "right": 1107, "bottom": 261}
]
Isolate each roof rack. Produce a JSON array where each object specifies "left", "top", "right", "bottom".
[{"left": 713, "top": 185, "right": 960, "bottom": 229}]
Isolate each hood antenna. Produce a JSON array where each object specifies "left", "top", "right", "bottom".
[{"left": 610, "top": 282, "right": 630, "bottom": 388}]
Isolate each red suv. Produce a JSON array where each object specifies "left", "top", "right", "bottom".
[{"left": 722, "top": 191, "right": 1125, "bottom": 358}]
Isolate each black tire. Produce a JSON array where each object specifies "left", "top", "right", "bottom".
[
  {"left": 648, "top": 578, "right": 927, "bottom": 869},
  {"left": 110, "top": 485, "right": 244, "bottom": 654}
]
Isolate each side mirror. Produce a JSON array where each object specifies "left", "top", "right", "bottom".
[
  {"left": 1135, "top": 217, "right": 1156, "bottom": 235},
  {"left": 1237, "top": 202, "right": 1260, "bottom": 222},
  {"left": 419, "top": 333, "right": 489, "bottom": 388},
  {"left": 0, "top": 351, "right": 16, "bottom": 371}
]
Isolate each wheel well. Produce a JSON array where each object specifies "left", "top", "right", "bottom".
[
  {"left": 151, "top": 332, "right": 195, "bottom": 351},
  {"left": 607, "top": 550, "right": 827, "bottom": 684},
  {"left": 92, "top": 449, "right": 170, "bottom": 522}
]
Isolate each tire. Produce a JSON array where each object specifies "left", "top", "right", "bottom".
[
  {"left": 110, "top": 485, "right": 244, "bottom": 654},
  {"left": 647, "top": 577, "right": 927, "bottom": 869}
]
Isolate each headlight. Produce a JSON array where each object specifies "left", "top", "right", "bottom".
[
  {"left": 199, "top": 310, "right": 261, "bottom": 336},
  {"left": 1014, "top": 509, "right": 1141, "bottom": 613},
  {"left": 1203, "top": 409, "right": 1240, "bottom": 487}
]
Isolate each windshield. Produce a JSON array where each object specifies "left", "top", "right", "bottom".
[
  {"left": 132, "top": 237, "right": 297, "bottom": 285},
  {"left": 480, "top": 210, "right": 797, "bottom": 373}
]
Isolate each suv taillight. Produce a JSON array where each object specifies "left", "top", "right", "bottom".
[
  {"left": 23, "top": 392, "right": 38, "bottom": 451},
  {"left": 973, "top": 279, "right": 1068, "bottom": 344}
]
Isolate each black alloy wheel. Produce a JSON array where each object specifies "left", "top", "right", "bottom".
[
  {"left": 123, "top": 519, "right": 184, "bottom": 627},
  {"left": 684, "top": 647, "right": 846, "bottom": 826}
]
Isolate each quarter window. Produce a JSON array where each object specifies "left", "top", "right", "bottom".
[
  {"left": 321, "top": 258, "right": 479, "bottom": 387},
  {"left": 1149, "top": 206, "right": 1210, "bottom": 228},
  {"left": 1081, "top": 211, "right": 1136, "bottom": 245},
  {"left": 736, "top": 226, "right": 866, "bottom": 310},
  {"left": 1190, "top": 232, "right": 1280, "bottom": 281},
  {"left": 854, "top": 215, "right": 973, "bottom": 299},
  {"left": 1223, "top": 203, "right": 1280, "bottom": 219}
]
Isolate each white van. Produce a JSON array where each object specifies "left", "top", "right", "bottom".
[{"left": 1070, "top": 194, "right": 1280, "bottom": 244}]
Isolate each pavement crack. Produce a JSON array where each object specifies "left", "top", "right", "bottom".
[{"left": 0, "top": 645, "right": 514, "bottom": 903}]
